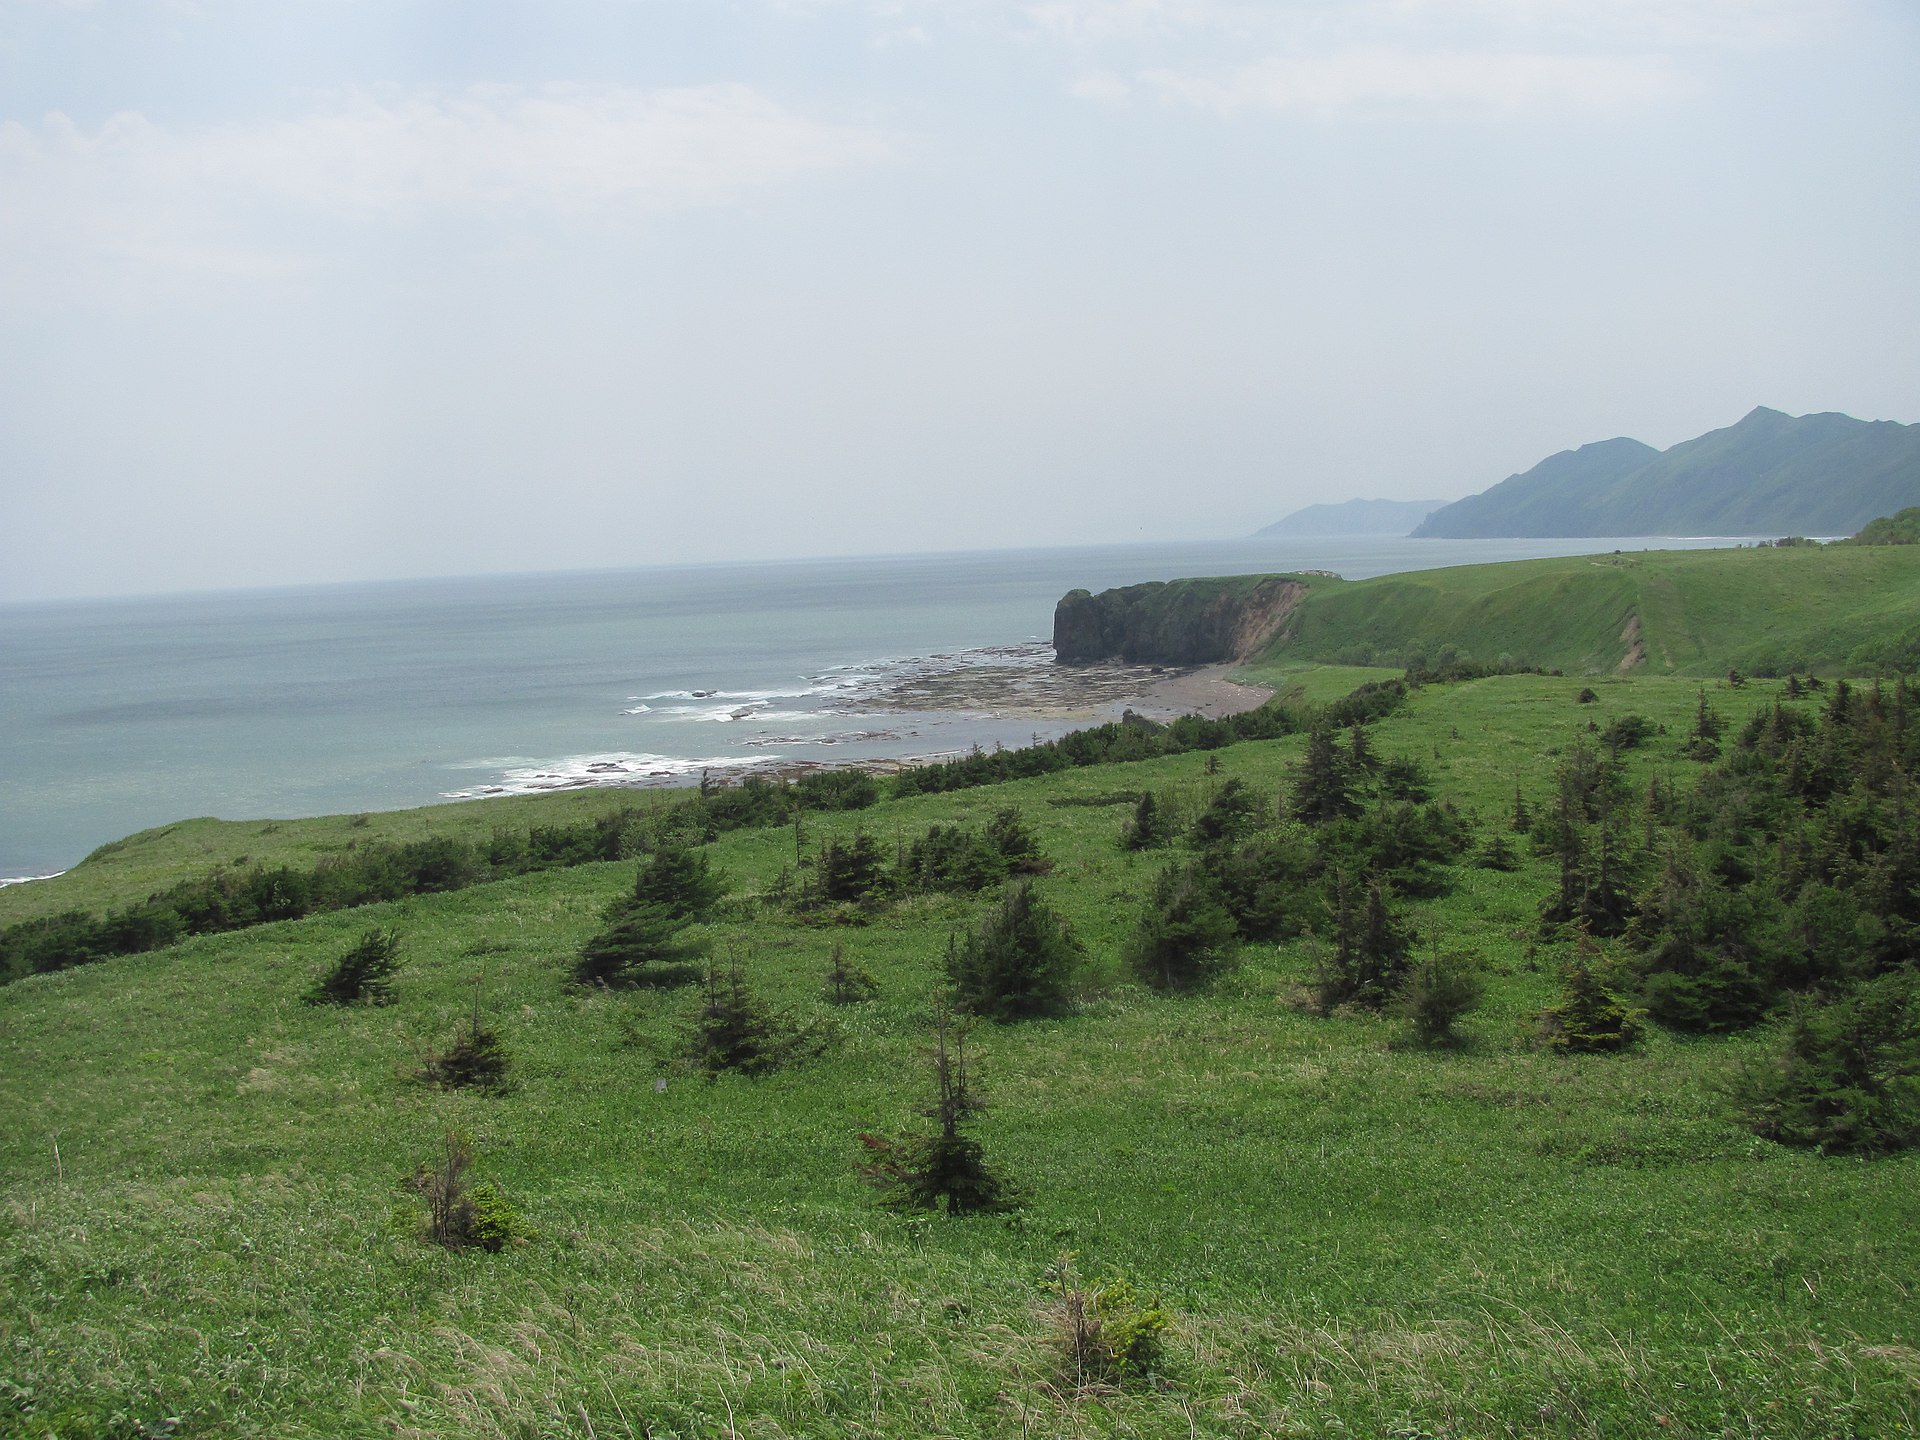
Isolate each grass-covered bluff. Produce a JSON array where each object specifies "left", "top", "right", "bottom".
[{"left": 5, "top": 664, "right": 1919, "bottom": 1438}]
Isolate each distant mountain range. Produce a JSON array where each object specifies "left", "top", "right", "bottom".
[
  {"left": 1255, "top": 498, "right": 1449, "bottom": 537},
  {"left": 1412, "top": 407, "right": 1920, "bottom": 539}
]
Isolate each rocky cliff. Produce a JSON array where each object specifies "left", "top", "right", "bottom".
[{"left": 1052, "top": 574, "right": 1310, "bottom": 666}]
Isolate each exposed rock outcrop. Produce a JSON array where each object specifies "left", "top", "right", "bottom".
[{"left": 1052, "top": 575, "right": 1309, "bottom": 666}]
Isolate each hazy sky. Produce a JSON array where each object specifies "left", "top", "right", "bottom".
[{"left": 3, "top": 0, "right": 1917, "bottom": 601}]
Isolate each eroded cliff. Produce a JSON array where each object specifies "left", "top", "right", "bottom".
[{"left": 1052, "top": 574, "right": 1310, "bottom": 666}]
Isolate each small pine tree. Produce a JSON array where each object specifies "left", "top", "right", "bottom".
[
  {"left": 1292, "top": 722, "right": 1360, "bottom": 824},
  {"left": 684, "top": 962, "right": 789, "bottom": 1077},
  {"left": 1126, "top": 862, "right": 1240, "bottom": 991},
  {"left": 1390, "top": 948, "right": 1484, "bottom": 1046},
  {"left": 858, "top": 1004, "right": 1010, "bottom": 1214},
  {"left": 822, "top": 941, "right": 879, "bottom": 1005},
  {"left": 418, "top": 990, "right": 512, "bottom": 1092},
  {"left": 1190, "top": 777, "right": 1259, "bottom": 846},
  {"left": 1732, "top": 971, "right": 1920, "bottom": 1156},
  {"left": 1316, "top": 875, "right": 1413, "bottom": 1010},
  {"left": 1120, "top": 789, "right": 1170, "bottom": 851},
  {"left": 415, "top": 1127, "right": 523, "bottom": 1251},
  {"left": 306, "top": 927, "right": 401, "bottom": 1005},
  {"left": 1540, "top": 939, "right": 1642, "bottom": 1052},
  {"left": 947, "top": 882, "right": 1081, "bottom": 1022},
  {"left": 633, "top": 840, "right": 727, "bottom": 922}
]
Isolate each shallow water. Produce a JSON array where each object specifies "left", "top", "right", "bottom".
[{"left": 0, "top": 535, "right": 1748, "bottom": 877}]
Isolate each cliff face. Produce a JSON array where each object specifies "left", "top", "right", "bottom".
[{"left": 1052, "top": 575, "right": 1309, "bottom": 666}]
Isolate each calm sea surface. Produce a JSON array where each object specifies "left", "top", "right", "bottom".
[{"left": 0, "top": 536, "right": 1746, "bottom": 878}]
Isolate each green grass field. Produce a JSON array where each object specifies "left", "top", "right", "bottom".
[
  {"left": 6, "top": 666, "right": 1918, "bottom": 1439},
  {"left": 1256, "top": 543, "right": 1920, "bottom": 678}
]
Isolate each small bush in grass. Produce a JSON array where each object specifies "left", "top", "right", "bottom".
[
  {"left": 1390, "top": 948, "right": 1484, "bottom": 1046},
  {"left": 1732, "top": 971, "right": 1920, "bottom": 1156},
  {"left": 859, "top": 1004, "right": 1012, "bottom": 1214},
  {"left": 575, "top": 901, "right": 705, "bottom": 987},
  {"left": 822, "top": 942, "right": 878, "bottom": 1005},
  {"left": 417, "top": 997, "right": 511, "bottom": 1093},
  {"left": 1119, "top": 789, "right": 1172, "bottom": 850},
  {"left": 632, "top": 840, "right": 728, "bottom": 921},
  {"left": 414, "top": 1128, "right": 525, "bottom": 1251},
  {"left": 1045, "top": 1254, "right": 1170, "bottom": 1389},
  {"left": 1126, "top": 862, "right": 1240, "bottom": 992},
  {"left": 1540, "top": 939, "right": 1643, "bottom": 1052},
  {"left": 947, "top": 882, "right": 1082, "bottom": 1022},
  {"left": 306, "top": 927, "right": 401, "bottom": 1005},
  {"left": 684, "top": 962, "right": 807, "bottom": 1077}
]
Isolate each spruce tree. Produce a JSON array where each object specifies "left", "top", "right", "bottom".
[
  {"left": 947, "top": 882, "right": 1081, "bottom": 1021},
  {"left": 1127, "top": 862, "right": 1240, "bottom": 991},
  {"left": 633, "top": 840, "right": 727, "bottom": 922},
  {"left": 306, "top": 927, "right": 401, "bottom": 1005},
  {"left": 1292, "top": 722, "right": 1359, "bottom": 824},
  {"left": 575, "top": 901, "right": 704, "bottom": 987}
]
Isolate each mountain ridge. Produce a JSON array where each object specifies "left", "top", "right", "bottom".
[{"left": 1413, "top": 408, "right": 1920, "bottom": 538}]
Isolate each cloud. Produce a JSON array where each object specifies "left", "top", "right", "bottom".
[
  {"left": 0, "top": 83, "right": 895, "bottom": 293},
  {"left": 1144, "top": 48, "right": 1688, "bottom": 117}
]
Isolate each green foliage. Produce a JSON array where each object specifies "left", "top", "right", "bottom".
[
  {"left": 304, "top": 927, "right": 401, "bottom": 1006},
  {"left": 1119, "top": 788, "right": 1172, "bottom": 850},
  {"left": 1390, "top": 949, "right": 1484, "bottom": 1047},
  {"left": 1126, "top": 862, "right": 1240, "bottom": 992},
  {"left": 415, "top": 1128, "right": 524, "bottom": 1252},
  {"left": 898, "top": 808, "right": 1050, "bottom": 895},
  {"left": 946, "top": 882, "right": 1082, "bottom": 1022},
  {"left": 1046, "top": 1256, "right": 1171, "bottom": 1388},
  {"left": 683, "top": 963, "right": 799, "bottom": 1077},
  {"left": 1846, "top": 506, "right": 1920, "bottom": 545},
  {"left": 1291, "top": 722, "right": 1360, "bottom": 824},
  {"left": 417, "top": 1011, "right": 511, "bottom": 1092},
  {"left": 859, "top": 1008, "right": 1010, "bottom": 1215},
  {"left": 1190, "top": 776, "right": 1261, "bottom": 844},
  {"left": 632, "top": 841, "right": 727, "bottom": 922},
  {"left": 1316, "top": 875, "right": 1413, "bottom": 1011},
  {"left": 814, "top": 832, "right": 891, "bottom": 906},
  {"left": 821, "top": 941, "right": 878, "bottom": 1005},
  {"left": 1732, "top": 971, "right": 1920, "bottom": 1156},
  {"left": 575, "top": 901, "right": 706, "bottom": 987},
  {"left": 1540, "top": 944, "right": 1643, "bottom": 1053}
]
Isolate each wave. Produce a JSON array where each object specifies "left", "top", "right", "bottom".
[
  {"left": 0, "top": 871, "right": 65, "bottom": 888},
  {"left": 439, "top": 750, "right": 774, "bottom": 800}
]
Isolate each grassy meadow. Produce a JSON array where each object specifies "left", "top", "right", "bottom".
[
  {"left": 6, "top": 663, "right": 1919, "bottom": 1439},
  {"left": 1264, "top": 543, "right": 1920, "bottom": 678}
]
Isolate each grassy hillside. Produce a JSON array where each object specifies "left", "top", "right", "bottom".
[
  {"left": 5, "top": 667, "right": 1918, "bottom": 1439},
  {"left": 1253, "top": 543, "right": 1920, "bottom": 679}
]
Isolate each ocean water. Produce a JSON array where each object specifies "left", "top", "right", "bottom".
[{"left": 0, "top": 535, "right": 1747, "bottom": 879}]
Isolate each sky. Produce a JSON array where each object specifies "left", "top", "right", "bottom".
[{"left": 2, "top": 0, "right": 1917, "bottom": 602}]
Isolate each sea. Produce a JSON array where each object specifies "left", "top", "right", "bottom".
[{"left": 0, "top": 535, "right": 1750, "bottom": 881}]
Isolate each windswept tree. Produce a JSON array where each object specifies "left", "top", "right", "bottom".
[
  {"left": 1292, "top": 722, "right": 1360, "bottom": 825},
  {"left": 633, "top": 839, "right": 728, "bottom": 922},
  {"left": 859, "top": 1003, "right": 1011, "bottom": 1214}
]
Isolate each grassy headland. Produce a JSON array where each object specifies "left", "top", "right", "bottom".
[{"left": 4, "top": 542, "right": 1919, "bottom": 1439}]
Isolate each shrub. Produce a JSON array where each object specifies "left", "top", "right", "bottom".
[
  {"left": 575, "top": 901, "right": 705, "bottom": 987},
  {"left": 1126, "top": 863, "right": 1240, "bottom": 991},
  {"left": 1119, "top": 789, "right": 1172, "bottom": 851},
  {"left": 1732, "top": 971, "right": 1920, "bottom": 1156},
  {"left": 415, "top": 1128, "right": 524, "bottom": 1251},
  {"left": 1315, "top": 875, "right": 1413, "bottom": 1011},
  {"left": 633, "top": 840, "right": 727, "bottom": 922},
  {"left": 417, "top": 1008, "right": 511, "bottom": 1092},
  {"left": 1046, "top": 1256, "right": 1170, "bottom": 1388},
  {"left": 306, "top": 927, "right": 401, "bottom": 1006},
  {"left": 1540, "top": 943, "right": 1642, "bottom": 1052},
  {"left": 1390, "top": 949, "right": 1484, "bottom": 1046},
  {"left": 859, "top": 1006, "right": 1011, "bottom": 1214},
  {"left": 947, "top": 883, "right": 1082, "bottom": 1022},
  {"left": 684, "top": 963, "right": 802, "bottom": 1077},
  {"left": 822, "top": 942, "right": 879, "bottom": 1005}
]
